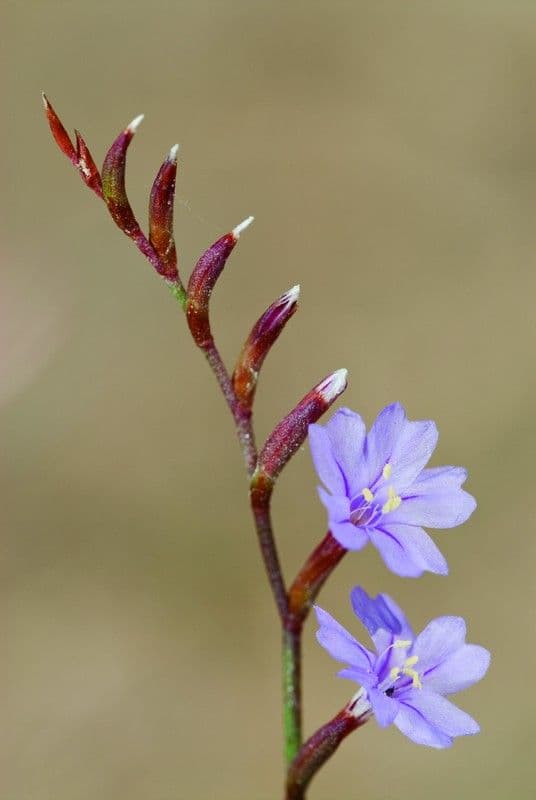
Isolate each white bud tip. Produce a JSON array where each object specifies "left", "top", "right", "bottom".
[
  {"left": 41, "top": 91, "right": 49, "bottom": 109},
  {"left": 280, "top": 284, "right": 301, "bottom": 305},
  {"left": 167, "top": 143, "right": 180, "bottom": 162},
  {"left": 232, "top": 215, "right": 255, "bottom": 239},
  {"left": 127, "top": 114, "right": 145, "bottom": 134},
  {"left": 319, "top": 368, "right": 348, "bottom": 402}
]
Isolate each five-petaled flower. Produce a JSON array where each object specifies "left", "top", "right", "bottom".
[
  {"left": 309, "top": 403, "right": 476, "bottom": 576},
  {"left": 315, "top": 587, "right": 490, "bottom": 748}
]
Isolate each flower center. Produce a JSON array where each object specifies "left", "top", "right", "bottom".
[
  {"left": 388, "top": 654, "right": 422, "bottom": 690},
  {"left": 349, "top": 463, "right": 402, "bottom": 527}
]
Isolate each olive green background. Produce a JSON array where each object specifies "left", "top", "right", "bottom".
[{"left": 3, "top": 1, "right": 535, "bottom": 798}]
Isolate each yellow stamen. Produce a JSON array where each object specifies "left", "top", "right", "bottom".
[
  {"left": 382, "top": 486, "right": 402, "bottom": 514},
  {"left": 362, "top": 488, "right": 374, "bottom": 503},
  {"left": 383, "top": 463, "right": 392, "bottom": 479},
  {"left": 402, "top": 667, "right": 422, "bottom": 689},
  {"left": 393, "top": 639, "right": 412, "bottom": 649},
  {"left": 389, "top": 666, "right": 401, "bottom": 681},
  {"left": 404, "top": 655, "right": 419, "bottom": 667}
]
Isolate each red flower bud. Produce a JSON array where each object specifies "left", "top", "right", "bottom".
[
  {"left": 101, "top": 114, "right": 144, "bottom": 236},
  {"left": 42, "top": 93, "right": 102, "bottom": 198},
  {"left": 255, "top": 369, "right": 348, "bottom": 486},
  {"left": 74, "top": 130, "right": 103, "bottom": 197},
  {"left": 233, "top": 285, "right": 300, "bottom": 410},
  {"left": 148, "top": 144, "right": 179, "bottom": 281},
  {"left": 186, "top": 216, "right": 254, "bottom": 347},
  {"left": 101, "top": 115, "right": 170, "bottom": 278}
]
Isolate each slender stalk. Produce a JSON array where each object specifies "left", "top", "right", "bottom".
[
  {"left": 286, "top": 701, "right": 371, "bottom": 800},
  {"left": 249, "top": 489, "right": 289, "bottom": 620},
  {"left": 288, "top": 532, "right": 347, "bottom": 622},
  {"left": 186, "top": 292, "right": 352, "bottom": 792},
  {"left": 202, "top": 339, "right": 257, "bottom": 473},
  {"left": 282, "top": 532, "right": 347, "bottom": 782},
  {"left": 283, "top": 619, "right": 302, "bottom": 764}
]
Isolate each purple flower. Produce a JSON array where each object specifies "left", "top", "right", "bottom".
[
  {"left": 315, "top": 587, "right": 490, "bottom": 748},
  {"left": 308, "top": 403, "right": 476, "bottom": 576}
]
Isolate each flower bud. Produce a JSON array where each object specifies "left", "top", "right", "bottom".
[
  {"left": 101, "top": 115, "right": 166, "bottom": 277},
  {"left": 233, "top": 284, "right": 299, "bottom": 410},
  {"left": 74, "top": 130, "right": 103, "bottom": 197},
  {"left": 255, "top": 368, "right": 348, "bottom": 488},
  {"left": 186, "top": 216, "right": 254, "bottom": 347},
  {"left": 148, "top": 144, "right": 180, "bottom": 282},
  {"left": 101, "top": 114, "right": 145, "bottom": 237},
  {"left": 42, "top": 93, "right": 102, "bottom": 197}
]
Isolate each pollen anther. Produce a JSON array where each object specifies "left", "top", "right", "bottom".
[
  {"left": 383, "top": 463, "right": 392, "bottom": 479},
  {"left": 402, "top": 667, "right": 422, "bottom": 689},
  {"left": 382, "top": 486, "right": 402, "bottom": 514},
  {"left": 393, "top": 639, "right": 412, "bottom": 649},
  {"left": 362, "top": 488, "right": 374, "bottom": 502}
]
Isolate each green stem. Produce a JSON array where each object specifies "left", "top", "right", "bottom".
[
  {"left": 168, "top": 280, "right": 188, "bottom": 309},
  {"left": 283, "top": 621, "right": 302, "bottom": 764}
]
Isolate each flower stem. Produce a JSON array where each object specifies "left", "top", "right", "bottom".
[
  {"left": 288, "top": 531, "right": 347, "bottom": 622},
  {"left": 283, "top": 620, "right": 302, "bottom": 764},
  {"left": 285, "top": 703, "right": 371, "bottom": 800},
  {"left": 250, "top": 485, "right": 289, "bottom": 620},
  {"left": 201, "top": 339, "right": 258, "bottom": 473}
]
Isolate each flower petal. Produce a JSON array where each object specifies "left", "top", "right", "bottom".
[
  {"left": 369, "top": 524, "right": 448, "bottom": 577},
  {"left": 389, "top": 418, "right": 439, "bottom": 491},
  {"left": 350, "top": 586, "right": 402, "bottom": 638},
  {"left": 325, "top": 408, "right": 366, "bottom": 495},
  {"left": 309, "top": 424, "right": 346, "bottom": 495},
  {"left": 400, "top": 689, "right": 480, "bottom": 737},
  {"left": 314, "top": 606, "right": 374, "bottom": 670},
  {"left": 409, "top": 466, "right": 468, "bottom": 493},
  {"left": 338, "top": 667, "right": 377, "bottom": 689},
  {"left": 363, "top": 402, "right": 406, "bottom": 485},
  {"left": 330, "top": 521, "right": 368, "bottom": 551},
  {"left": 424, "top": 644, "right": 490, "bottom": 694},
  {"left": 393, "top": 702, "right": 453, "bottom": 748},
  {"left": 379, "top": 594, "right": 415, "bottom": 642},
  {"left": 318, "top": 487, "right": 350, "bottom": 523},
  {"left": 392, "top": 488, "right": 476, "bottom": 529},
  {"left": 413, "top": 616, "right": 466, "bottom": 673},
  {"left": 371, "top": 593, "right": 415, "bottom": 653},
  {"left": 368, "top": 688, "right": 400, "bottom": 727}
]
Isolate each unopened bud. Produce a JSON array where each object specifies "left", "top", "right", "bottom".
[
  {"left": 101, "top": 115, "right": 145, "bottom": 238},
  {"left": 148, "top": 144, "right": 180, "bottom": 282},
  {"left": 233, "top": 285, "right": 300, "bottom": 410},
  {"left": 42, "top": 93, "right": 102, "bottom": 197},
  {"left": 186, "top": 217, "right": 253, "bottom": 347},
  {"left": 101, "top": 115, "right": 167, "bottom": 276},
  {"left": 255, "top": 368, "right": 348, "bottom": 487},
  {"left": 74, "top": 130, "right": 103, "bottom": 196}
]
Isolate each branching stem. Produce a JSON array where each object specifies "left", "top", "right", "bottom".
[{"left": 286, "top": 703, "right": 371, "bottom": 800}]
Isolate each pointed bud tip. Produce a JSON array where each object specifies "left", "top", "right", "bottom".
[
  {"left": 280, "top": 284, "right": 300, "bottom": 304},
  {"left": 41, "top": 91, "right": 49, "bottom": 109},
  {"left": 232, "top": 215, "right": 255, "bottom": 239},
  {"left": 127, "top": 113, "right": 145, "bottom": 134},
  {"left": 318, "top": 368, "right": 348, "bottom": 402},
  {"left": 167, "top": 143, "right": 180, "bottom": 162}
]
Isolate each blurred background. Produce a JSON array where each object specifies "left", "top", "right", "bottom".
[{"left": 3, "top": 1, "right": 535, "bottom": 798}]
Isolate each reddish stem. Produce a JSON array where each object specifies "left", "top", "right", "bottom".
[
  {"left": 286, "top": 705, "right": 371, "bottom": 800},
  {"left": 288, "top": 532, "right": 347, "bottom": 623},
  {"left": 250, "top": 476, "right": 289, "bottom": 620}
]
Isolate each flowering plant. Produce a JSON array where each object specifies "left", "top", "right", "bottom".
[{"left": 43, "top": 96, "right": 489, "bottom": 799}]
